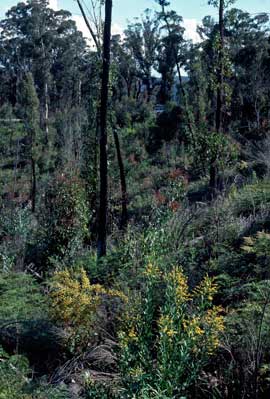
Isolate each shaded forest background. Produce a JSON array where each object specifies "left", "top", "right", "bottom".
[{"left": 1, "top": 0, "right": 270, "bottom": 398}]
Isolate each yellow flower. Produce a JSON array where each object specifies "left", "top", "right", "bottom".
[
  {"left": 205, "top": 307, "right": 225, "bottom": 333},
  {"left": 166, "top": 267, "right": 190, "bottom": 304},
  {"left": 193, "top": 275, "right": 218, "bottom": 302},
  {"left": 144, "top": 263, "right": 161, "bottom": 278},
  {"left": 50, "top": 268, "right": 126, "bottom": 328},
  {"left": 158, "top": 314, "right": 178, "bottom": 338},
  {"left": 166, "top": 329, "right": 177, "bottom": 337},
  {"left": 107, "top": 289, "right": 128, "bottom": 303},
  {"left": 128, "top": 327, "right": 138, "bottom": 340},
  {"left": 81, "top": 268, "right": 90, "bottom": 290},
  {"left": 183, "top": 316, "right": 204, "bottom": 338},
  {"left": 159, "top": 314, "right": 176, "bottom": 337},
  {"left": 195, "top": 325, "right": 204, "bottom": 335},
  {"left": 202, "top": 306, "right": 225, "bottom": 354}
]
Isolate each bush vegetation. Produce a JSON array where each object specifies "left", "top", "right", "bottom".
[{"left": 1, "top": 0, "right": 270, "bottom": 397}]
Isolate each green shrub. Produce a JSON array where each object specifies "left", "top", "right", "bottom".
[
  {"left": 118, "top": 263, "right": 224, "bottom": 398},
  {"left": 41, "top": 173, "right": 90, "bottom": 269},
  {"left": 0, "top": 206, "right": 35, "bottom": 272},
  {"left": 223, "top": 280, "right": 270, "bottom": 398},
  {"left": 84, "top": 381, "right": 116, "bottom": 399},
  {"left": 0, "top": 346, "right": 31, "bottom": 399},
  {"left": 0, "top": 346, "right": 70, "bottom": 399},
  {"left": 0, "top": 272, "right": 47, "bottom": 322},
  {"left": 230, "top": 181, "right": 270, "bottom": 216}
]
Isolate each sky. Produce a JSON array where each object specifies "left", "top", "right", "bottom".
[{"left": 0, "top": 0, "right": 270, "bottom": 43}]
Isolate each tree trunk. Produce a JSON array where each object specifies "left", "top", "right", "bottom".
[
  {"left": 40, "top": 39, "right": 49, "bottom": 145},
  {"left": 31, "top": 156, "right": 36, "bottom": 213},
  {"left": 210, "top": 0, "right": 224, "bottom": 189},
  {"left": 216, "top": 0, "right": 224, "bottom": 134},
  {"left": 146, "top": 74, "right": 153, "bottom": 103},
  {"left": 113, "top": 128, "right": 128, "bottom": 229},
  {"left": 209, "top": 163, "right": 217, "bottom": 190},
  {"left": 97, "top": 0, "right": 113, "bottom": 258}
]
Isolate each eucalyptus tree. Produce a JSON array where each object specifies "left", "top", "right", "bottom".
[
  {"left": 124, "top": 9, "right": 160, "bottom": 101},
  {"left": 0, "top": 0, "right": 87, "bottom": 142},
  {"left": 225, "top": 9, "right": 270, "bottom": 136},
  {"left": 156, "top": 9, "right": 185, "bottom": 103},
  {"left": 19, "top": 73, "right": 41, "bottom": 213},
  {"left": 206, "top": 0, "right": 235, "bottom": 188},
  {"left": 97, "top": 0, "right": 113, "bottom": 257}
]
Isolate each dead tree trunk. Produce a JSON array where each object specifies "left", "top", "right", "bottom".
[
  {"left": 113, "top": 128, "right": 128, "bottom": 229},
  {"left": 97, "top": 0, "right": 113, "bottom": 258},
  {"left": 77, "top": 0, "right": 128, "bottom": 241}
]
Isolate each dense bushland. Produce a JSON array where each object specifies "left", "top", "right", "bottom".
[{"left": 1, "top": 0, "right": 270, "bottom": 398}]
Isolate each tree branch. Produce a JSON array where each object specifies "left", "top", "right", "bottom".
[{"left": 76, "top": 0, "right": 101, "bottom": 55}]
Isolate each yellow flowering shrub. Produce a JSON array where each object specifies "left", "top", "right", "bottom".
[
  {"left": 50, "top": 268, "right": 126, "bottom": 352},
  {"left": 203, "top": 306, "right": 225, "bottom": 353},
  {"left": 143, "top": 262, "right": 162, "bottom": 278},
  {"left": 182, "top": 316, "right": 205, "bottom": 338},
  {"left": 159, "top": 314, "right": 177, "bottom": 337},
  {"left": 164, "top": 266, "right": 191, "bottom": 304},
  {"left": 118, "top": 262, "right": 225, "bottom": 398},
  {"left": 50, "top": 268, "right": 104, "bottom": 326},
  {"left": 193, "top": 274, "right": 219, "bottom": 303}
]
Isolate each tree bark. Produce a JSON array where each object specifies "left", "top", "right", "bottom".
[
  {"left": 146, "top": 74, "right": 153, "bottom": 103},
  {"left": 209, "top": 162, "right": 217, "bottom": 190},
  {"left": 44, "top": 82, "right": 49, "bottom": 144},
  {"left": 40, "top": 39, "right": 49, "bottom": 145},
  {"left": 113, "top": 128, "right": 128, "bottom": 229},
  {"left": 78, "top": 0, "right": 128, "bottom": 239},
  {"left": 31, "top": 156, "right": 36, "bottom": 213},
  {"left": 97, "top": 0, "right": 113, "bottom": 258}
]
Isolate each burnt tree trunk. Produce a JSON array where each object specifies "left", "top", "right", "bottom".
[
  {"left": 97, "top": 0, "right": 113, "bottom": 258},
  {"left": 113, "top": 128, "right": 128, "bottom": 229}
]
